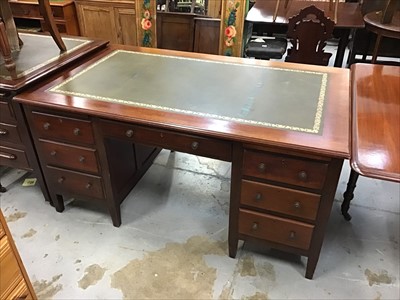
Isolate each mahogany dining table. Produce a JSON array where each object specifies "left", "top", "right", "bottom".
[
  {"left": 342, "top": 63, "right": 400, "bottom": 220},
  {"left": 245, "top": 0, "right": 365, "bottom": 67}
]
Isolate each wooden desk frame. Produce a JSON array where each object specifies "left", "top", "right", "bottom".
[{"left": 14, "top": 45, "right": 350, "bottom": 279}]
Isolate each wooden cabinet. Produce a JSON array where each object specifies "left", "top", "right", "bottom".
[
  {"left": 0, "top": 211, "right": 37, "bottom": 299},
  {"left": 9, "top": 0, "right": 80, "bottom": 35},
  {"left": 231, "top": 145, "right": 343, "bottom": 279},
  {"left": 23, "top": 106, "right": 160, "bottom": 227},
  {"left": 75, "top": 0, "right": 137, "bottom": 45}
]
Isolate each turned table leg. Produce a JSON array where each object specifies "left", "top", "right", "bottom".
[
  {"left": 0, "top": 182, "right": 6, "bottom": 193},
  {"left": 342, "top": 169, "right": 360, "bottom": 221}
]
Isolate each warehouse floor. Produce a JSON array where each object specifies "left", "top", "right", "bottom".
[{"left": 1, "top": 149, "right": 399, "bottom": 299}]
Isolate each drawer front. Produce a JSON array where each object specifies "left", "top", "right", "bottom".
[
  {"left": 10, "top": 2, "right": 65, "bottom": 19},
  {"left": 0, "top": 237, "right": 24, "bottom": 300},
  {"left": 45, "top": 166, "right": 104, "bottom": 200},
  {"left": 10, "top": 3, "right": 41, "bottom": 19},
  {"left": 0, "top": 146, "right": 30, "bottom": 170},
  {"left": 31, "top": 111, "right": 94, "bottom": 145},
  {"left": 243, "top": 150, "right": 328, "bottom": 189},
  {"left": 100, "top": 120, "right": 232, "bottom": 161},
  {"left": 0, "top": 123, "right": 22, "bottom": 145},
  {"left": 240, "top": 180, "right": 321, "bottom": 221},
  {"left": 7, "top": 278, "right": 32, "bottom": 300},
  {"left": 239, "top": 209, "right": 314, "bottom": 250},
  {"left": 0, "top": 101, "right": 16, "bottom": 124},
  {"left": 38, "top": 140, "right": 99, "bottom": 174},
  {"left": 0, "top": 222, "right": 4, "bottom": 240}
]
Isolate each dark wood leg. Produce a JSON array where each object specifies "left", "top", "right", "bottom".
[
  {"left": 342, "top": 169, "right": 360, "bottom": 221},
  {"left": 53, "top": 194, "right": 65, "bottom": 212},
  {"left": 0, "top": 20, "right": 16, "bottom": 76},
  {"left": 305, "top": 256, "right": 318, "bottom": 279},
  {"left": 0, "top": 182, "right": 6, "bottom": 193},
  {"left": 38, "top": 0, "right": 66, "bottom": 52},
  {"left": 334, "top": 29, "right": 350, "bottom": 67}
]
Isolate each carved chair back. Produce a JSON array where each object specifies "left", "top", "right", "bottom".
[{"left": 285, "top": 5, "right": 335, "bottom": 66}]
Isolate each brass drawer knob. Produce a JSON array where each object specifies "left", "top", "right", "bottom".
[
  {"left": 191, "top": 141, "right": 199, "bottom": 150},
  {"left": 43, "top": 122, "right": 50, "bottom": 130},
  {"left": 251, "top": 222, "right": 259, "bottom": 231},
  {"left": 289, "top": 231, "right": 296, "bottom": 240},
  {"left": 0, "top": 153, "right": 16, "bottom": 160},
  {"left": 57, "top": 177, "right": 65, "bottom": 183},
  {"left": 258, "top": 162, "right": 266, "bottom": 172},
  {"left": 79, "top": 156, "right": 85, "bottom": 162},
  {"left": 50, "top": 150, "right": 57, "bottom": 156},
  {"left": 126, "top": 129, "right": 134, "bottom": 138},
  {"left": 255, "top": 193, "right": 262, "bottom": 201},
  {"left": 85, "top": 183, "right": 92, "bottom": 189},
  {"left": 0, "top": 129, "right": 8, "bottom": 136},
  {"left": 73, "top": 128, "right": 80, "bottom": 136},
  {"left": 298, "top": 171, "right": 308, "bottom": 181},
  {"left": 294, "top": 201, "right": 301, "bottom": 209}
]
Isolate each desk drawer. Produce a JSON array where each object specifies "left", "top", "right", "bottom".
[
  {"left": 10, "top": 2, "right": 66, "bottom": 19},
  {"left": 0, "top": 123, "right": 22, "bottom": 145},
  {"left": 0, "top": 237, "right": 25, "bottom": 299},
  {"left": 0, "top": 146, "right": 29, "bottom": 170},
  {"left": 38, "top": 140, "right": 99, "bottom": 174},
  {"left": 0, "top": 101, "right": 16, "bottom": 125},
  {"left": 239, "top": 209, "right": 314, "bottom": 250},
  {"left": 240, "top": 180, "right": 320, "bottom": 221},
  {"left": 100, "top": 120, "right": 232, "bottom": 161},
  {"left": 31, "top": 111, "right": 94, "bottom": 145},
  {"left": 45, "top": 166, "right": 104, "bottom": 200},
  {"left": 243, "top": 150, "right": 328, "bottom": 190}
]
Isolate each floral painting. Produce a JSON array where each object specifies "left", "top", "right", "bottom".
[
  {"left": 141, "top": 0, "right": 153, "bottom": 47},
  {"left": 223, "top": 0, "right": 240, "bottom": 56}
]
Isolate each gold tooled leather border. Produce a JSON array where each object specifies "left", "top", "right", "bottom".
[{"left": 50, "top": 50, "right": 328, "bottom": 134}]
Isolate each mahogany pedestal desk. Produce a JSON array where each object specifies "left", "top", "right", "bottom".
[
  {"left": 246, "top": 0, "right": 364, "bottom": 67},
  {"left": 0, "top": 33, "right": 107, "bottom": 197},
  {"left": 15, "top": 45, "right": 350, "bottom": 279},
  {"left": 341, "top": 63, "right": 400, "bottom": 220}
]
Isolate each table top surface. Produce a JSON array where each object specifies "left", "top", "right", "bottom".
[
  {"left": 364, "top": 10, "right": 400, "bottom": 35},
  {"left": 246, "top": 0, "right": 364, "bottom": 28},
  {"left": 15, "top": 45, "right": 350, "bottom": 159},
  {"left": 351, "top": 63, "right": 400, "bottom": 182},
  {"left": 0, "top": 33, "right": 108, "bottom": 93}
]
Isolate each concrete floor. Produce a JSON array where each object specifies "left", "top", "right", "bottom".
[{"left": 0, "top": 149, "right": 399, "bottom": 299}]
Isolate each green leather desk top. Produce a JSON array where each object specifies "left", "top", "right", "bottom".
[
  {"left": 0, "top": 33, "right": 91, "bottom": 80},
  {"left": 50, "top": 50, "right": 328, "bottom": 134}
]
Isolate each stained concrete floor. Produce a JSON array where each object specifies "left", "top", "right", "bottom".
[{"left": 0, "top": 149, "right": 399, "bottom": 299}]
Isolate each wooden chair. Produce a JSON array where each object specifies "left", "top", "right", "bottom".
[
  {"left": 363, "top": 0, "right": 400, "bottom": 63},
  {"left": 285, "top": 5, "right": 335, "bottom": 66},
  {"left": 0, "top": 0, "right": 66, "bottom": 76}
]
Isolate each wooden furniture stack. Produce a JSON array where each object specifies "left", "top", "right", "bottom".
[
  {"left": 0, "top": 211, "right": 37, "bottom": 299},
  {"left": 9, "top": 0, "right": 80, "bottom": 36}
]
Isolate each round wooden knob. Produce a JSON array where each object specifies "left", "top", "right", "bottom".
[
  {"left": 0, "top": 129, "right": 8, "bottom": 135},
  {"left": 294, "top": 201, "right": 301, "bottom": 209},
  {"left": 43, "top": 122, "right": 50, "bottom": 130},
  {"left": 57, "top": 177, "right": 65, "bottom": 183},
  {"left": 73, "top": 128, "right": 80, "bottom": 136},
  {"left": 85, "top": 183, "right": 92, "bottom": 189},
  {"left": 126, "top": 129, "right": 134, "bottom": 138},
  {"left": 191, "top": 141, "right": 199, "bottom": 150},
  {"left": 255, "top": 193, "right": 262, "bottom": 201},
  {"left": 251, "top": 222, "right": 259, "bottom": 231},
  {"left": 258, "top": 163, "right": 266, "bottom": 172},
  {"left": 50, "top": 150, "right": 57, "bottom": 156},
  {"left": 298, "top": 171, "right": 308, "bottom": 181},
  {"left": 79, "top": 156, "right": 85, "bottom": 162},
  {"left": 289, "top": 231, "right": 296, "bottom": 240}
]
